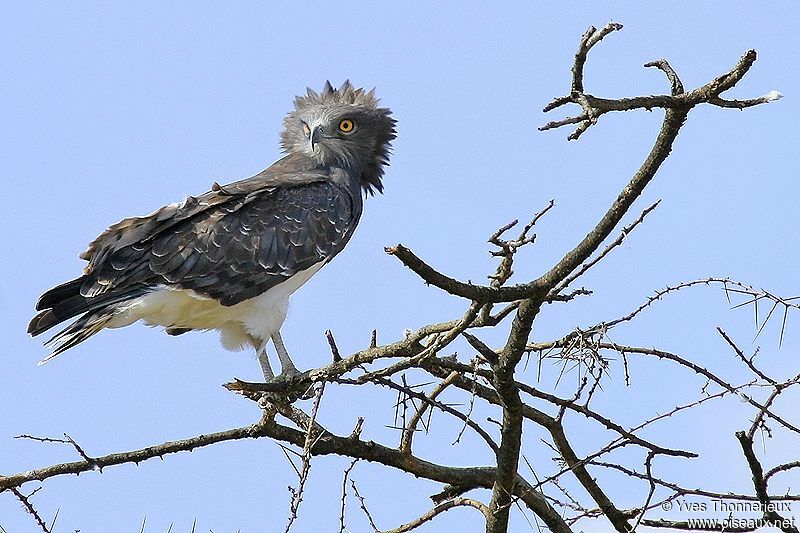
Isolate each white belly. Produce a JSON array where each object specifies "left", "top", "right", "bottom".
[{"left": 107, "top": 263, "right": 325, "bottom": 351}]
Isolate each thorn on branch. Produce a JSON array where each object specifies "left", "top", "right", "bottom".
[{"left": 599, "top": 278, "right": 798, "bottom": 345}]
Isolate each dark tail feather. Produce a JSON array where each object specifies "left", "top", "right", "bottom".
[
  {"left": 30, "top": 278, "right": 151, "bottom": 362},
  {"left": 29, "top": 276, "right": 89, "bottom": 337},
  {"left": 29, "top": 280, "right": 148, "bottom": 337},
  {"left": 35, "top": 276, "right": 86, "bottom": 311},
  {"left": 28, "top": 309, "right": 62, "bottom": 336},
  {"left": 29, "top": 293, "right": 101, "bottom": 336},
  {"left": 34, "top": 285, "right": 150, "bottom": 364}
]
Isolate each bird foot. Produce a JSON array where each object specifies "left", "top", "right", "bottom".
[
  {"left": 268, "top": 366, "right": 311, "bottom": 386},
  {"left": 225, "top": 370, "right": 314, "bottom": 401},
  {"left": 274, "top": 366, "right": 302, "bottom": 381},
  {"left": 271, "top": 369, "right": 316, "bottom": 399}
]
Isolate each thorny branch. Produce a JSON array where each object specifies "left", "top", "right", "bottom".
[
  {"left": 10, "top": 488, "right": 51, "bottom": 533},
  {"left": 285, "top": 383, "right": 326, "bottom": 533},
  {"left": 339, "top": 459, "right": 358, "bottom": 533},
  {"left": 6, "top": 22, "right": 794, "bottom": 533},
  {"left": 399, "top": 371, "right": 460, "bottom": 454},
  {"left": 736, "top": 431, "right": 800, "bottom": 533},
  {"left": 380, "top": 498, "right": 489, "bottom": 533}
]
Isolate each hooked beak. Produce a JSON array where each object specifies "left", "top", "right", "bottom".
[{"left": 310, "top": 125, "right": 324, "bottom": 151}]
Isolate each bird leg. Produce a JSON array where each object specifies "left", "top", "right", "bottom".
[
  {"left": 272, "top": 331, "right": 300, "bottom": 378},
  {"left": 257, "top": 344, "right": 275, "bottom": 382}
]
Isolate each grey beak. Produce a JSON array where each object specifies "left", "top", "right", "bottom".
[{"left": 310, "top": 125, "right": 324, "bottom": 150}]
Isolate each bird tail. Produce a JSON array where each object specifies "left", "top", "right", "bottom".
[
  {"left": 29, "top": 276, "right": 148, "bottom": 363},
  {"left": 37, "top": 310, "right": 116, "bottom": 365}
]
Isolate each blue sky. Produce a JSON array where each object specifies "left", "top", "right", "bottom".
[{"left": 1, "top": 2, "right": 798, "bottom": 532}]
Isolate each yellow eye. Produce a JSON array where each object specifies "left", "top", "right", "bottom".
[
  {"left": 338, "top": 119, "right": 354, "bottom": 133},
  {"left": 302, "top": 122, "right": 310, "bottom": 136}
]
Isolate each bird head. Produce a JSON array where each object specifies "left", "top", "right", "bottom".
[{"left": 281, "top": 81, "right": 396, "bottom": 194}]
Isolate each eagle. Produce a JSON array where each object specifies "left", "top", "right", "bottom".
[{"left": 28, "top": 81, "right": 396, "bottom": 380}]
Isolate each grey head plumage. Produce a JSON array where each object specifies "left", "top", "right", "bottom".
[{"left": 281, "top": 80, "right": 396, "bottom": 194}]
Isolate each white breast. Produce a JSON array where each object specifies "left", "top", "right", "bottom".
[{"left": 106, "top": 262, "right": 325, "bottom": 351}]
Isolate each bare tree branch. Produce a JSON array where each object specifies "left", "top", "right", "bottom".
[
  {"left": 381, "top": 498, "right": 489, "bottom": 533},
  {"left": 10, "top": 488, "right": 51, "bottom": 533},
  {"left": 736, "top": 431, "right": 800, "bottom": 533},
  {"left": 285, "top": 383, "right": 326, "bottom": 532},
  {"left": 400, "top": 371, "right": 460, "bottom": 454}
]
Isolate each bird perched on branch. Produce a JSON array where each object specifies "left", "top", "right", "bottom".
[{"left": 28, "top": 81, "right": 396, "bottom": 381}]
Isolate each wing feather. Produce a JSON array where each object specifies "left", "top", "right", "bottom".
[{"left": 79, "top": 159, "right": 358, "bottom": 308}]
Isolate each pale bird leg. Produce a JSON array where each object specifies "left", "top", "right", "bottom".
[
  {"left": 257, "top": 345, "right": 275, "bottom": 382},
  {"left": 272, "top": 331, "right": 299, "bottom": 377}
]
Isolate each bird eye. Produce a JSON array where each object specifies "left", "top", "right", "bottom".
[
  {"left": 302, "top": 122, "right": 311, "bottom": 137},
  {"left": 338, "top": 119, "right": 354, "bottom": 133}
]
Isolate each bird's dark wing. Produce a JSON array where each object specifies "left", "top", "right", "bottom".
[
  {"left": 33, "top": 176, "right": 360, "bottom": 355},
  {"left": 79, "top": 158, "right": 319, "bottom": 276},
  {"left": 30, "top": 155, "right": 360, "bottom": 338},
  {"left": 28, "top": 155, "right": 361, "bottom": 335},
  {"left": 82, "top": 177, "right": 358, "bottom": 306}
]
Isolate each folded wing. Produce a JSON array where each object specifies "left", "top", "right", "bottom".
[{"left": 29, "top": 165, "right": 358, "bottom": 355}]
